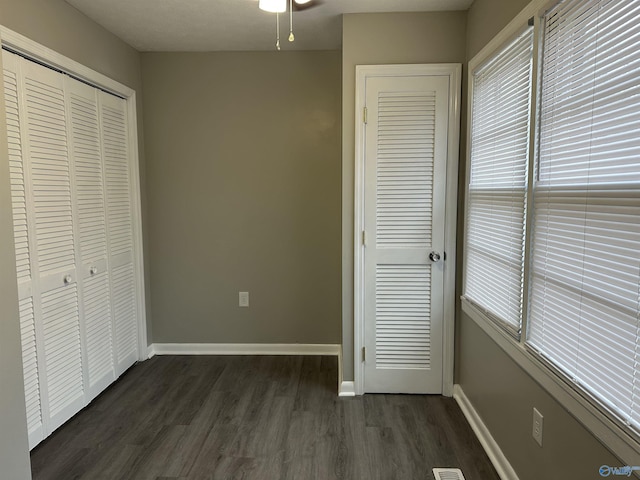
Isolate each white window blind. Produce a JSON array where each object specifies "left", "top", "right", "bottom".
[
  {"left": 464, "top": 27, "right": 534, "bottom": 335},
  {"left": 528, "top": 0, "right": 640, "bottom": 433}
]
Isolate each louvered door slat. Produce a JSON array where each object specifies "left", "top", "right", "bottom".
[
  {"left": 101, "top": 92, "right": 138, "bottom": 374},
  {"left": 376, "top": 92, "right": 434, "bottom": 249},
  {"left": 103, "top": 102, "right": 132, "bottom": 258},
  {"left": 40, "top": 282, "right": 83, "bottom": 428},
  {"left": 19, "top": 297, "right": 43, "bottom": 439},
  {"left": 102, "top": 101, "right": 133, "bottom": 255},
  {"left": 83, "top": 275, "right": 115, "bottom": 385},
  {"left": 4, "top": 66, "right": 31, "bottom": 283},
  {"left": 363, "top": 74, "right": 449, "bottom": 394},
  {"left": 23, "top": 67, "right": 75, "bottom": 277},
  {"left": 112, "top": 263, "right": 137, "bottom": 366}
]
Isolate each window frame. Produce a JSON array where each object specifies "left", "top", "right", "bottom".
[{"left": 462, "top": 0, "right": 640, "bottom": 466}]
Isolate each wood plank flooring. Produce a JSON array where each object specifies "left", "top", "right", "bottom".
[{"left": 30, "top": 356, "right": 499, "bottom": 480}]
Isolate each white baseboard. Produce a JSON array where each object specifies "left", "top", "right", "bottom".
[
  {"left": 149, "top": 343, "right": 341, "bottom": 357},
  {"left": 339, "top": 381, "right": 356, "bottom": 397},
  {"left": 453, "top": 384, "right": 520, "bottom": 480},
  {"left": 147, "top": 344, "right": 155, "bottom": 359}
]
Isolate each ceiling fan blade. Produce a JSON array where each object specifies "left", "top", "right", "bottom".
[{"left": 292, "top": 0, "right": 322, "bottom": 11}]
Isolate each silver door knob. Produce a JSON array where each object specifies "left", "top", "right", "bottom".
[
  {"left": 429, "top": 251, "right": 441, "bottom": 262},
  {"left": 90, "top": 266, "right": 98, "bottom": 275},
  {"left": 63, "top": 274, "right": 72, "bottom": 284}
]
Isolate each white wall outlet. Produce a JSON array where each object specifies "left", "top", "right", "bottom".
[
  {"left": 532, "top": 407, "right": 543, "bottom": 447},
  {"left": 239, "top": 291, "right": 249, "bottom": 307}
]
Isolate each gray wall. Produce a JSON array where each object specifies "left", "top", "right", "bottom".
[
  {"left": 142, "top": 51, "right": 342, "bottom": 344},
  {"left": 0, "top": 0, "right": 141, "bottom": 86},
  {"left": 0, "top": 0, "right": 146, "bottom": 477},
  {"left": 457, "top": 0, "right": 622, "bottom": 478},
  {"left": 466, "top": 0, "right": 532, "bottom": 60},
  {"left": 341, "top": 12, "right": 467, "bottom": 381}
]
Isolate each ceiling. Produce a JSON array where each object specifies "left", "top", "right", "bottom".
[{"left": 65, "top": 0, "right": 473, "bottom": 52}]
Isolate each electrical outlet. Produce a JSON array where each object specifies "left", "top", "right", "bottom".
[
  {"left": 532, "top": 407, "right": 543, "bottom": 447},
  {"left": 239, "top": 291, "right": 249, "bottom": 307}
]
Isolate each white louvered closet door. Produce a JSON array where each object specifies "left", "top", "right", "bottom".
[
  {"left": 3, "top": 49, "right": 143, "bottom": 450},
  {"left": 19, "top": 56, "right": 85, "bottom": 433},
  {"left": 363, "top": 75, "right": 449, "bottom": 393},
  {"left": 100, "top": 92, "right": 138, "bottom": 377},
  {"left": 2, "top": 50, "right": 44, "bottom": 449},
  {"left": 65, "top": 77, "right": 115, "bottom": 401}
]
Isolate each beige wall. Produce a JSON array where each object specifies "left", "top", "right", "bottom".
[
  {"left": 142, "top": 51, "right": 342, "bottom": 344},
  {"left": 0, "top": 0, "right": 146, "bottom": 477},
  {"left": 458, "top": 0, "right": 623, "bottom": 478},
  {"left": 341, "top": 12, "right": 467, "bottom": 380}
]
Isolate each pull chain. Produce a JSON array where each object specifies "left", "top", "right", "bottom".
[
  {"left": 276, "top": 12, "right": 281, "bottom": 50},
  {"left": 288, "top": 0, "right": 295, "bottom": 42}
]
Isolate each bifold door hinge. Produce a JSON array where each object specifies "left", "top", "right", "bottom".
[
  {"left": 363, "top": 106, "right": 368, "bottom": 124},
  {"left": 362, "top": 346, "right": 366, "bottom": 362},
  {"left": 362, "top": 230, "right": 367, "bottom": 247}
]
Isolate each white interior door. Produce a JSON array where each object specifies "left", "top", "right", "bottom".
[
  {"left": 362, "top": 74, "right": 450, "bottom": 394},
  {"left": 3, "top": 50, "right": 44, "bottom": 449},
  {"left": 19, "top": 56, "right": 85, "bottom": 431},
  {"left": 66, "top": 76, "right": 116, "bottom": 401},
  {"left": 101, "top": 92, "right": 139, "bottom": 376}
]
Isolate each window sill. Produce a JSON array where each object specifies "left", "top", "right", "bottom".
[{"left": 461, "top": 297, "right": 640, "bottom": 467}]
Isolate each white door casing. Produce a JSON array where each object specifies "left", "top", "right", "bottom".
[{"left": 354, "top": 64, "right": 461, "bottom": 395}]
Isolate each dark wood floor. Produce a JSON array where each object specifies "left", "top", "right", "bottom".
[{"left": 30, "top": 355, "right": 499, "bottom": 480}]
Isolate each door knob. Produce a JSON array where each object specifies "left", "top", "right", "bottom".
[
  {"left": 429, "top": 251, "right": 441, "bottom": 262},
  {"left": 90, "top": 266, "right": 98, "bottom": 275},
  {"left": 63, "top": 274, "right": 72, "bottom": 285}
]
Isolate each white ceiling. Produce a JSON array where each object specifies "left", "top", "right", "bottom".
[{"left": 65, "top": 0, "right": 473, "bottom": 52}]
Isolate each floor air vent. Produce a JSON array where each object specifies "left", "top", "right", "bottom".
[{"left": 433, "top": 468, "right": 466, "bottom": 480}]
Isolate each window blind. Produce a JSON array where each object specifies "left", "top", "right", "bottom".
[
  {"left": 464, "top": 27, "right": 534, "bottom": 335},
  {"left": 528, "top": 0, "right": 640, "bottom": 433}
]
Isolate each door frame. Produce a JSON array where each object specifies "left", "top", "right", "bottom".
[
  {"left": 353, "top": 64, "right": 461, "bottom": 396},
  {"left": 0, "top": 26, "right": 149, "bottom": 364}
]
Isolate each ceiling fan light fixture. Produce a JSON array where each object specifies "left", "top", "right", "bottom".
[
  {"left": 259, "top": 0, "right": 286, "bottom": 13},
  {"left": 295, "top": 0, "right": 312, "bottom": 3}
]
